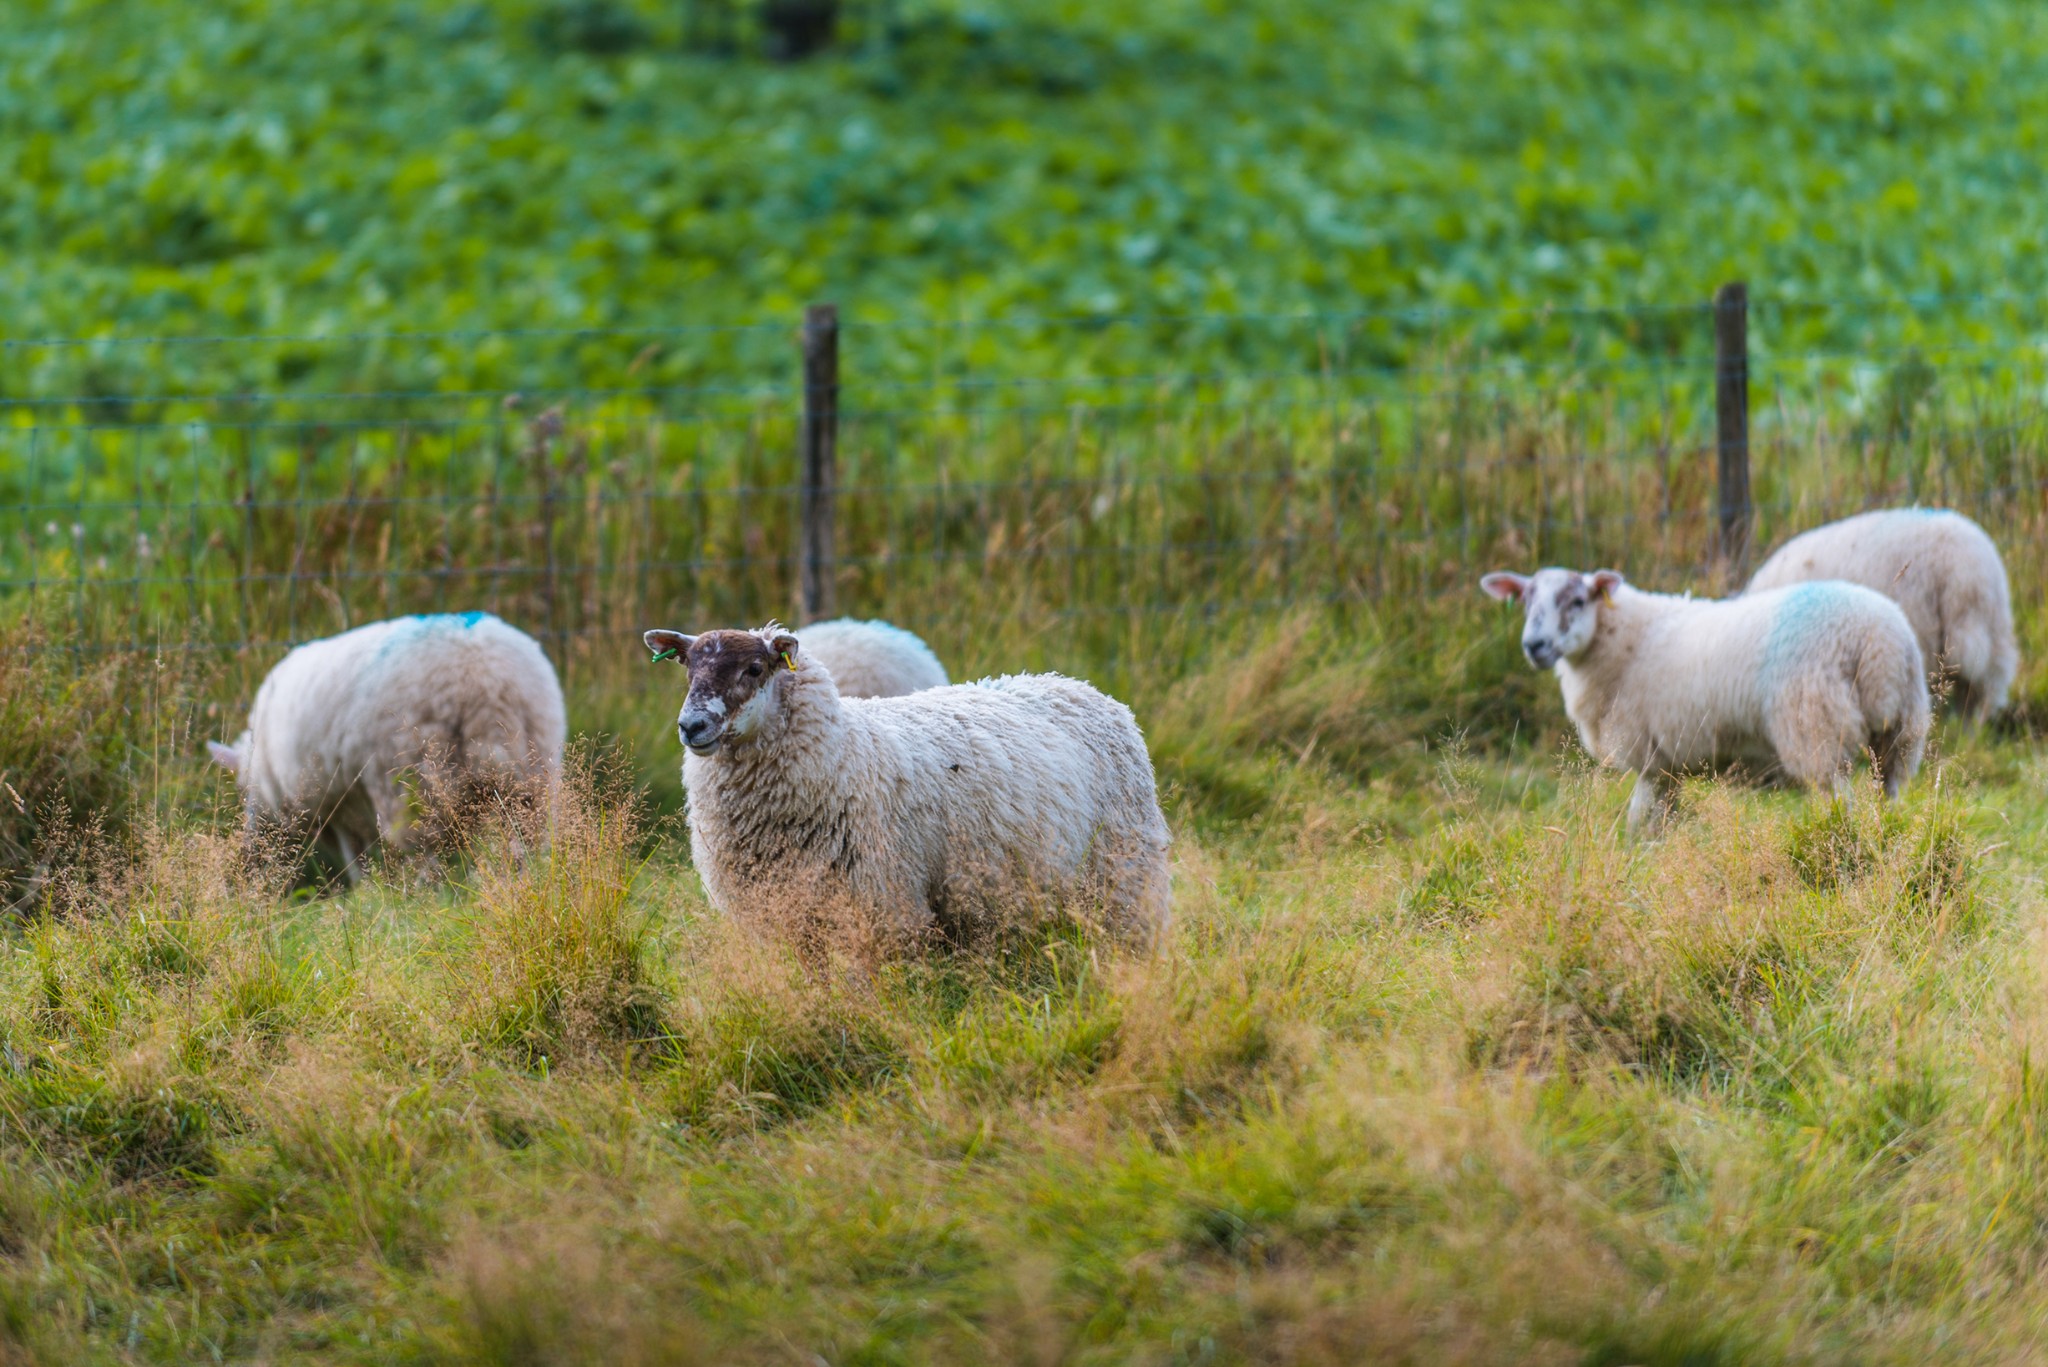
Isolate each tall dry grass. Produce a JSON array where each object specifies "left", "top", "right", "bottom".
[
  {"left": 2, "top": 363, "right": 2048, "bottom": 1359},
  {"left": 452, "top": 752, "right": 661, "bottom": 1064}
]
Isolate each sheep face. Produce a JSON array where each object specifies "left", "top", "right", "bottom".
[
  {"left": 1480, "top": 567, "right": 1623, "bottom": 669},
  {"left": 644, "top": 626, "right": 800, "bottom": 758}
]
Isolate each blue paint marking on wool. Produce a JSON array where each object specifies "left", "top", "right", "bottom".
[
  {"left": 1762, "top": 582, "right": 1858, "bottom": 687},
  {"left": 405, "top": 610, "right": 488, "bottom": 628},
  {"left": 378, "top": 611, "right": 493, "bottom": 661}
]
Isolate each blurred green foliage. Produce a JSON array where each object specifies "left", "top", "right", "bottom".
[{"left": 3, "top": 0, "right": 2046, "bottom": 402}]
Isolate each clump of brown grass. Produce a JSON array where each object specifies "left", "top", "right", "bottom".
[
  {"left": 454, "top": 753, "right": 661, "bottom": 1064},
  {"left": 12, "top": 819, "right": 317, "bottom": 1072},
  {"left": 1463, "top": 765, "right": 1986, "bottom": 1086},
  {"left": 1462, "top": 777, "right": 1952, "bottom": 1080},
  {"left": 0, "top": 616, "right": 175, "bottom": 910},
  {"left": 254, "top": 1044, "right": 478, "bottom": 1267},
  {"left": 656, "top": 913, "right": 905, "bottom": 1138},
  {"left": 1095, "top": 843, "right": 1340, "bottom": 1134},
  {"left": 441, "top": 1218, "right": 704, "bottom": 1367},
  {"left": 1140, "top": 606, "right": 1557, "bottom": 834}
]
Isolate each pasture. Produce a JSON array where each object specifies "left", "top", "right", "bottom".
[
  {"left": 12, "top": 0, "right": 2048, "bottom": 1362},
  {"left": 5, "top": 376, "right": 2048, "bottom": 1359},
  {"left": 4, "top": 602, "right": 2048, "bottom": 1363}
]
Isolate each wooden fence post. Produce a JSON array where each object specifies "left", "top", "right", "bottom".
[
  {"left": 800, "top": 303, "right": 839, "bottom": 624},
  {"left": 1713, "top": 281, "right": 1751, "bottom": 585}
]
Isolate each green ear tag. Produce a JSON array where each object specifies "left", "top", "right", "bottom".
[{"left": 649, "top": 647, "right": 679, "bottom": 664}]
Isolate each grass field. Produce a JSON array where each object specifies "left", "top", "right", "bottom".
[
  {"left": 5, "top": 296, "right": 2048, "bottom": 1366},
  {"left": 3, "top": 591, "right": 2048, "bottom": 1364}
]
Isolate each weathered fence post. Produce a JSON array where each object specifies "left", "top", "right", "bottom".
[
  {"left": 1713, "top": 281, "right": 1751, "bottom": 585},
  {"left": 799, "top": 303, "right": 839, "bottom": 624}
]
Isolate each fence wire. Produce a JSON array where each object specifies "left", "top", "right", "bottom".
[{"left": 4, "top": 303, "right": 2048, "bottom": 672}]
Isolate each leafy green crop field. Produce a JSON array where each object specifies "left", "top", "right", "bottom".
[{"left": 7, "top": 0, "right": 2048, "bottom": 402}]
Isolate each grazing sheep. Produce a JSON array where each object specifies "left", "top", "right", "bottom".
[
  {"left": 794, "top": 617, "right": 948, "bottom": 698},
  {"left": 1480, "top": 568, "right": 1929, "bottom": 834},
  {"left": 642, "top": 622, "right": 1170, "bottom": 953},
  {"left": 1746, "top": 507, "right": 2019, "bottom": 720},
  {"left": 207, "top": 612, "right": 566, "bottom": 881}
]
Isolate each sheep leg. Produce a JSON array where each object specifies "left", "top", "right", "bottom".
[
  {"left": 1871, "top": 725, "right": 1919, "bottom": 800},
  {"left": 331, "top": 827, "right": 362, "bottom": 886},
  {"left": 1626, "top": 770, "right": 1669, "bottom": 838},
  {"left": 366, "top": 775, "right": 411, "bottom": 854}
]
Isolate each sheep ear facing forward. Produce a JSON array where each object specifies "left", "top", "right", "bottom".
[
  {"left": 1479, "top": 572, "right": 1531, "bottom": 603},
  {"left": 769, "top": 630, "right": 799, "bottom": 666},
  {"left": 1588, "top": 569, "right": 1624, "bottom": 602},
  {"left": 643, "top": 629, "right": 697, "bottom": 665}
]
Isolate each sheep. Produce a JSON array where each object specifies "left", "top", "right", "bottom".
[
  {"left": 641, "top": 621, "right": 1171, "bottom": 954},
  {"left": 793, "top": 617, "right": 948, "bottom": 698},
  {"left": 1746, "top": 507, "right": 2018, "bottom": 720},
  {"left": 207, "top": 612, "right": 566, "bottom": 882},
  {"left": 1479, "top": 568, "right": 1929, "bottom": 835}
]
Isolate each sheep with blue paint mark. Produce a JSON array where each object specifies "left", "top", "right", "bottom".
[
  {"left": 1746, "top": 507, "right": 2018, "bottom": 720},
  {"left": 1481, "top": 568, "right": 1929, "bottom": 834},
  {"left": 793, "top": 617, "right": 948, "bottom": 698},
  {"left": 207, "top": 612, "right": 566, "bottom": 881}
]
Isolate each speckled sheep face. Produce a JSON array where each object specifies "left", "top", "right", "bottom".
[
  {"left": 1479, "top": 567, "right": 1623, "bottom": 669},
  {"left": 643, "top": 626, "right": 800, "bottom": 757}
]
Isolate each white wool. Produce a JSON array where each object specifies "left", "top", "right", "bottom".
[
  {"left": 210, "top": 612, "right": 566, "bottom": 880},
  {"left": 675, "top": 633, "right": 1169, "bottom": 950},
  {"left": 1485, "top": 570, "right": 1929, "bottom": 834},
  {"left": 793, "top": 617, "right": 948, "bottom": 698},
  {"left": 1747, "top": 507, "right": 2018, "bottom": 719}
]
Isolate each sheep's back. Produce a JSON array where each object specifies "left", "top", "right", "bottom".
[
  {"left": 1748, "top": 509, "right": 2004, "bottom": 649},
  {"left": 239, "top": 614, "right": 564, "bottom": 820},
  {"left": 854, "top": 673, "right": 1164, "bottom": 876},
  {"left": 362, "top": 614, "right": 567, "bottom": 777},
  {"left": 1579, "top": 584, "right": 1915, "bottom": 770},
  {"left": 798, "top": 618, "right": 949, "bottom": 698}
]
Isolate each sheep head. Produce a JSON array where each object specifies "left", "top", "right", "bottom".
[
  {"left": 644, "top": 624, "right": 800, "bottom": 757},
  {"left": 1480, "top": 567, "right": 1623, "bottom": 670}
]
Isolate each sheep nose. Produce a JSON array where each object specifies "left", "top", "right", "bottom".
[
  {"left": 680, "top": 715, "right": 715, "bottom": 746},
  {"left": 1523, "top": 641, "right": 1558, "bottom": 669}
]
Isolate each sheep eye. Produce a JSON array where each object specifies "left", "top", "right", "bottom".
[{"left": 745, "top": 663, "right": 763, "bottom": 678}]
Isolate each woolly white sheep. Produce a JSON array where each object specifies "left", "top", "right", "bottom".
[
  {"left": 208, "top": 612, "right": 566, "bottom": 881},
  {"left": 641, "top": 622, "right": 1171, "bottom": 952},
  {"left": 1480, "top": 568, "right": 1929, "bottom": 834},
  {"left": 793, "top": 617, "right": 948, "bottom": 698},
  {"left": 1746, "top": 507, "right": 2018, "bottom": 720}
]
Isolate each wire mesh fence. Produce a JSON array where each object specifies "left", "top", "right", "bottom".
[{"left": 5, "top": 294, "right": 2048, "bottom": 673}]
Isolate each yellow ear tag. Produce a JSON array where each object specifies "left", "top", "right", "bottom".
[{"left": 782, "top": 651, "right": 797, "bottom": 671}]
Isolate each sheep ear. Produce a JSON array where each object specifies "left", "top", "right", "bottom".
[
  {"left": 206, "top": 740, "right": 242, "bottom": 775},
  {"left": 1588, "top": 570, "right": 1624, "bottom": 601},
  {"left": 643, "top": 629, "right": 695, "bottom": 663},
  {"left": 769, "top": 631, "right": 799, "bottom": 662},
  {"left": 1479, "top": 572, "right": 1530, "bottom": 603}
]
